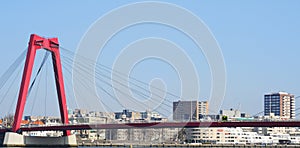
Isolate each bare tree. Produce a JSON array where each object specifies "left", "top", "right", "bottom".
[{"left": 2, "top": 114, "right": 14, "bottom": 128}]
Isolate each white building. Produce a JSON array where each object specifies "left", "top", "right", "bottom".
[
  {"left": 198, "top": 101, "right": 209, "bottom": 115},
  {"left": 186, "top": 127, "right": 295, "bottom": 145},
  {"left": 220, "top": 109, "right": 241, "bottom": 119},
  {"left": 254, "top": 127, "right": 297, "bottom": 136}
]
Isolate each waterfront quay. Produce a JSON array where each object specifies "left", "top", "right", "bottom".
[{"left": 78, "top": 143, "right": 300, "bottom": 147}]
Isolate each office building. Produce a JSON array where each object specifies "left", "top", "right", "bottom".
[
  {"left": 173, "top": 100, "right": 209, "bottom": 121},
  {"left": 264, "top": 92, "right": 295, "bottom": 119},
  {"left": 199, "top": 101, "right": 209, "bottom": 115},
  {"left": 115, "top": 109, "right": 141, "bottom": 121},
  {"left": 220, "top": 108, "right": 241, "bottom": 118}
]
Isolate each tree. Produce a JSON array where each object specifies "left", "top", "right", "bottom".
[
  {"left": 3, "top": 114, "right": 14, "bottom": 127},
  {"left": 177, "top": 128, "right": 186, "bottom": 142},
  {"left": 222, "top": 116, "right": 228, "bottom": 121}
]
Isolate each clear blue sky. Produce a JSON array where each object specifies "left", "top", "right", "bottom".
[{"left": 0, "top": 1, "right": 300, "bottom": 117}]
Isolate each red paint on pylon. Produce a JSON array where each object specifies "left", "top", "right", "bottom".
[{"left": 12, "top": 34, "right": 70, "bottom": 136}]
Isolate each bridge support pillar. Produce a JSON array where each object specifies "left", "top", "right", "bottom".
[
  {"left": 3, "top": 132, "right": 77, "bottom": 147},
  {"left": 12, "top": 34, "right": 70, "bottom": 136}
]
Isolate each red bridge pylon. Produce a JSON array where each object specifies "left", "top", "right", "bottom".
[{"left": 12, "top": 34, "right": 70, "bottom": 136}]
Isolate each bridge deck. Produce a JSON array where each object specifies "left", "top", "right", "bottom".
[{"left": 1, "top": 121, "right": 300, "bottom": 132}]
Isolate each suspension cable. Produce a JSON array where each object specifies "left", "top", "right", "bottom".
[
  {"left": 0, "top": 49, "right": 26, "bottom": 91},
  {"left": 27, "top": 51, "right": 50, "bottom": 97}
]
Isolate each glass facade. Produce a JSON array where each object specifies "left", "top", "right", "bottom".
[
  {"left": 264, "top": 92, "right": 295, "bottom": 119},
  {"left": 264, "top": 94, "right": 280, "bottom": 116}
]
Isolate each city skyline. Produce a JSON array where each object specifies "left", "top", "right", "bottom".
[{"left": 0, "top": 1, "right": 300, "bottom": 117}]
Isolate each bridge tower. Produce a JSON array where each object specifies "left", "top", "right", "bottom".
[{"left": 11, "top": 34, "right": 70, "bottom": 136}]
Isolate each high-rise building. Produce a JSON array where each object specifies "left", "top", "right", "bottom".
[
  {"left": 198, "top": 101, "right": 209, "bottom": 116},
  {"left": 173, "top": 100, "right": 209, "bottom": 121},
  {"left": 264, "top": 92, "right": 295, "bottom": 119}
]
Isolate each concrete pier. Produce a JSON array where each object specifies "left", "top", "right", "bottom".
[{"left": 3, "top": 132, "right": 77, "bottom": 147}]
